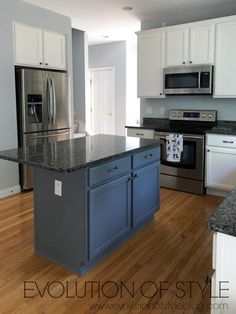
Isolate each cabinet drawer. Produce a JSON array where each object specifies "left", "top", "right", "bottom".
[
  {"left": 127, "top": 128, "right": 154, "bottom": 139},
  {"left": 133, "top": 147, "right": 160, "bottom": 169},
  {"left": 207, "top": 134, "right": 236, "bottom": 148},
  {"left": 89, "top": 156, "right": 131, "bottom": 186}
]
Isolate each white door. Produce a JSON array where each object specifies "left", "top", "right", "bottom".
[
  {"left": 14, "top": 23, "right": 43, "bottom": 67},
  {"left": 214, "top": 20, "right": 236, "bottom": 97},
  {"left": 206, "top": 146, "right": 236, "bottom": 190},
  {"left": 137, "top": 31, "right": 165, "bottom": 98},
  {"left": 90, "top": 68, "right": 115, "bottom": 135},
  {"left": 189, "top": 24, "right": 215, "bottom": 65},
  {"left": 166, "top": 27, "right": 189, "bottom": 66},
  {"left": 43, "top": 31, "right": 67, "bottom": 70}
]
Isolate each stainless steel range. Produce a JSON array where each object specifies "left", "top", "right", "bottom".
[{"left": 154, "top": 110, "right": 217, "bottom": 195}]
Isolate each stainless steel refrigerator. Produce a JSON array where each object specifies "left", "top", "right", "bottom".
[{"left": 15, "top": 68, "right": 71, "bottom": 190}]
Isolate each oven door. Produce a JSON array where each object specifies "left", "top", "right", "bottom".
[{"left": 155, "top": 132, "right": 204, "bottom": 181}]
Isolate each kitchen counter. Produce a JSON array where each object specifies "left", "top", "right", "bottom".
[
  {"left": 0, "top": 135, "right": 161, "bottom": 275},
  {"left": 126, "top": 119, "right": 236, "bottom": 135},
  {"left": 0, "top": 134, "right": 160, "bottom": 173},
  {"left": 205, "top": 120, "right": 236, "bottom": 135},
  {"left": 207, "top": 188, "right": 236, "bottom": 237}
]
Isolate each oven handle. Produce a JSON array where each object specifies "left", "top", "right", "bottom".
[{"left": 154, "top": 132, "right": 204, "bottom": 140}]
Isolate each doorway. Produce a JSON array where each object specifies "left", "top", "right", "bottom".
[{"left": 89, "top": 67, "right": 115, "bottom": 135}]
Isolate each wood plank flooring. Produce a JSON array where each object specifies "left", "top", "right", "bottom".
[{"left": 0, "top": 189, "right": 223, "bottom": 314}]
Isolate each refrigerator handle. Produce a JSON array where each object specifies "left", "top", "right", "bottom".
[
  {"left": 46, "top": 77, "right": 53, "bottom": 123},
  {"left": 51, "top": 77, "right": 57, "bottom": 125}
]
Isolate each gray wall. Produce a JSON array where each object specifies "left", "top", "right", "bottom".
[
  {"left": 89, "top": 41, "right": 126, "bottom": 136},
  {"left": 0, "top": 0, "right": 73, "bottom": 194},
  {"left": 141, "top": 4, "right": 236, "bottom": 121},
  {"left": 72, "top": 29, "right": 87, "bottom": 129}
]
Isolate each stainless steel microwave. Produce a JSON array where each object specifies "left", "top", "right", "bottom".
[{"left": 164, "top": 65, "right": 213, "bottom": 95}]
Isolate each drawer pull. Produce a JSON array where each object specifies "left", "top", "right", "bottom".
[
  {"left": 107, "top": 166, "right": 118, "bottom": 173},
  {"left": 133, "top": 174, "right": 139, "bottom": 179},
  {"left": 222, "top": 140, "right": 234, "bottom": 144},
  {"left": 145, "top": 153, "right": 153, "bottom": 159},
  {"left": 136, "top": 133, "right": 144, "bottom": 136}
]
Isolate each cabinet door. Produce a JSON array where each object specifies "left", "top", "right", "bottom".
[
  {"left": 14, "top": 23, "right": 43, "bottom": 67},
  {"left": 43, "top": 31, "right": 67, "bottom": 70},
  {"left": 214, "top": 20, "right": 236, "bottom": 98},
  {"left": 189, "top": 24, "right": 215, "bottom": 65},
  {"left": 137, "top": 31, "right": 165, "bottom": 98},
  {"left": 206, "top": 146, "right": 236, "bottom": 190},
  {"left": 89, "top": 175, "right": 131, "bottom": 259},
  {"left": 166, "top": 28, "right": 189, "bottom": 66},
  {"left": 133, "top": 162, "right": 160, "bottom": 227}
]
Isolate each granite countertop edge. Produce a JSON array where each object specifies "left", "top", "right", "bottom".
[
  {"left": 207, "top": 188, "right": 236, "bottom": 238},
  {"left": 0, "top": 140, "right": 160, "bottom": 174},
  {"left": 126, "top": 120, "right": 236, "bottom": 135}
]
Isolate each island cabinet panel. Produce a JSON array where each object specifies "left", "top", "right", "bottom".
[
  {"left": 133, "top": 162, "right": 160, "bottom": 227},
  {"left": 89, "top": 156, "right": 131, "bottom": 186},
  {"left": 33, "top": 167, "right": 88, "bottom": 274},
  {"left": 133, "top": 147, "right": 160, "bottom": 169},
  {"left": 89, "top": 175, "right": 131, "bottom": 259}
]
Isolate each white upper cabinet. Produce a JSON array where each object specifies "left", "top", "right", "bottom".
[
  {"left": 166, "top": 23, "right": 215, "bottom": 67},
  {"left": 14, "top": 23, "right": 43, "bottom": 67},
  {"left": 166, "top": 28, "right": 189, "bottom": 66},
  {"left": 137, "top": 30, "right": 165, "bottom": 98},
  {"left": 189, "top": 23, "right": 215, "bottom": 65},
  {"left": 214, "top": 20, "right": 236, "bottom": 98},
  {"left": 43, "top": 31, "right": 67, "bottom": 70},
  {"left": 14, "top": 23, "right": 67, "bottom": 70}
]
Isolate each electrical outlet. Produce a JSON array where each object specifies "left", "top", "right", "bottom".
[
  {"left": 146, "top": 107, "right": 153, "bottom": 114},
  {"left": 55, "top": 180, "right": 62, "bottom": 197},
  {"left": 160, "top": 107, "right": 165, "bottom": 115}
]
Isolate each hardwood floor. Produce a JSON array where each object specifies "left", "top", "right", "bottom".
[{"left": 0, "top": 189, "right": 223, "bottom": 314}]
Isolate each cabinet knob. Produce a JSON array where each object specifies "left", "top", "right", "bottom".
[
  {"left": 39, "top": 62, "right": 43, "bottom": 65},
  {"left": 45, "top": 63, "right": 48, "bottom": 66},
  {"left": 207, "top": 149, "right": 210, "bottom": 152},
  {"left": 160, "top": 93, "right": 162, "bottom": 96},
  {"left": 183, "top": 61, "right": 186, "bottom": 64},
  {"left": 189, "top": 61, "right": 192, "bottom": 64}
]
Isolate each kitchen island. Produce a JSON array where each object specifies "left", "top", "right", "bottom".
[
  {"left": 208, "top": 188, "right": 236, "bottom": 314},
  {"left": 0, "top": 135, "right": 161, "bottom": 275}
]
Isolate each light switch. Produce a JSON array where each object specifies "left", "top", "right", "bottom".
[{"left": 55, "top": 180, "right": 62, "bottom": 197}]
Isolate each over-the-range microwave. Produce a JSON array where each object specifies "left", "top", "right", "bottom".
[{"left": 163, "top": 65, "right": 213, "bottom": 95}]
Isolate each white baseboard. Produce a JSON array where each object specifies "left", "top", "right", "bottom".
[
  {"left": 206, "top": 188, "right": 229, "bottom": 198},
  {"left": 0, "top": 185, "right": 21, "bottom": 199}
]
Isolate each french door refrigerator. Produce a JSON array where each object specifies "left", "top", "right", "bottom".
[{"left": 15, "top": 67, "right": 71, "bottom": 190}]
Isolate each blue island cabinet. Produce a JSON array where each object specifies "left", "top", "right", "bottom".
[
  {"left": 133, "top": 161, "right": 160, "bottom": 228},
  {"left": 33, "top": 146, "right": 160, "bottom": 275},
  {"left": 89, "top": 174, "right": 132, "bottom": 259}
]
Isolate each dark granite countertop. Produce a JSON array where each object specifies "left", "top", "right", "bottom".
[
  {"left": 126, "top": 119, "right": 236, "bottom": 135},
  {"left": 207, "top": 188, "right": 236, "bottom": 237},
  {"left": 206, "top": 121, "right": 236, "bottom": 135},
  {"left": 0, "top": 134, "right": 160, "bottom": 173}
]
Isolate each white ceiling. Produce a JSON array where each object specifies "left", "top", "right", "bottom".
[{"left": 24, "top": 0, "right": 236, "bottom": 44}]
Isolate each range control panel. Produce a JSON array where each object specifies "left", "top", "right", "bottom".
[{"left": 169, "top": 110, "right": 217, "bottom": 122}]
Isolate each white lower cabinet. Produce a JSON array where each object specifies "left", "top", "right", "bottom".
[
  {"left": 206, "top": 134, "right": 236, "bottom": 192},
  {"left": 211, "top": 232, "right": 236, "bottom": 314},
  {"left": 127, "top": 128, "right": 154, "bottom": 139}
]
